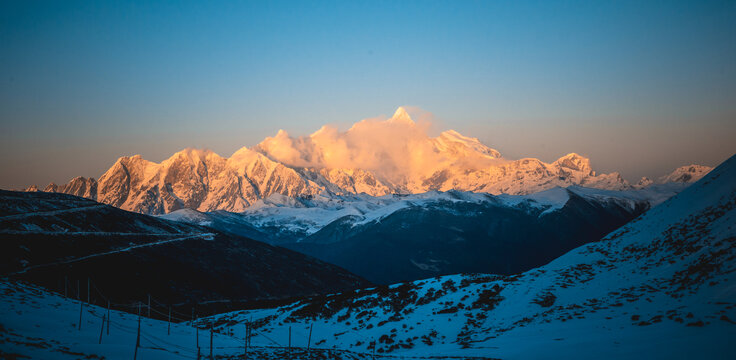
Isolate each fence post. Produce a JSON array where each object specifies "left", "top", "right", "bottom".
[
  {"left": 248, "top": 316, "right": 253, "bottom": 349},
  {"left": 147, "top": 294, "right": 151, "bottom": 318},
  {"left": 106, "top": 301, "right": 110, "bottom": 335},
  {"left": 244, "top": 322, "right": 248, "bottom": 360},
  {"left": 78, "top": 300, "right": 83, "bottom": 331},
  {"left": 307, "top": 323, "right": 313, "bottom": 352},
  {"left": 209, "top": 316, "right": 214, "bottom": 360},
  {"left": 168, "top": 307, "right": 171, "bottom": 335},
  {"left": 134, "top": 303, "right": 141, "bottom": 360},
  {"left": 99, "top": 314, "right": 105, "bottom": 344}
]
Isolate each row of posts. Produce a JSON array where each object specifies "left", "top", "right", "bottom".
[
  {"left": 66, "top": 277, "right": 363, "bottom": 360},
  {"left": 66, "top": 277, "right": 185, "bottom": 359}
]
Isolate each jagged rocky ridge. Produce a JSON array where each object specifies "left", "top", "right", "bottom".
[{"left": 24, "top": 108, "right": 713, "bottom": 215}]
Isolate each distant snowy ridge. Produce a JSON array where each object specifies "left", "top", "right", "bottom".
[
  {"left": 160, "top": 183, "right": 690, "bottom": 284},
  {"left": 24, "top": 108, "right": 713, "bottom": 215},
  {"left": 657, "top": 164, "right": 713, "bottom": 184},
  {"left": 160, "top": 183, "right": 689, "bottom": 244}
]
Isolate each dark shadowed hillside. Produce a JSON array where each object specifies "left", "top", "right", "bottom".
[
  {"left": 286, "top": 188, "right": 652, "bottom": 284},
  {"left": 0, "top": 190, "right": 369, "bottom": 314}
]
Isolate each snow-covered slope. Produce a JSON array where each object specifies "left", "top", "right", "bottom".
[
  {"left": 204, "top": 154, "right": 736, "bottom": 358},
  {"left": 24, "top": 108, "right": 713, "bottom": 214},
  {"left": 0, "top": 280, "right": 286, "bottom": 360}
]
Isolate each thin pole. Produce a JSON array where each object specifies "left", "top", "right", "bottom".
[
  {"left": 77, "top": 279, "right": 80, "bottom": 300},
  {"left": 244, "top": 322, "right": 248, "bottom": 360},
  {"left": 99, "top": 314, "right": 105, "bottom": 344},
  {"left": 78, "top": 300, "right": 83, "bottom": 331},
  {"left": 147, "top": 294, "right": 151, "bottom": 318},
  {"left": 209, "top": 317, "right": 214, "bottom": 360},
  {"left": 168, "top": 307, "right": 171, "bottom": 335},
  {"left": 106, "top": 301, "right": 110, "bottom": 335},
  {"left": 307, "top": 323, "right": 313, "bottom": 352},
  {"left": 248, "top": 315, "right": 253, "bottom": 350},
  {"left": 134, "top": 303, "right": 141, "bottom": 360},
  {"left": 195, "top": 315, "right": 199, "bottom": 349}
]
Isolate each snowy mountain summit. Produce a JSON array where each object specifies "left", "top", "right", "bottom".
[{"left": 26, "top": 108, "right": 713, "bottom": 214}]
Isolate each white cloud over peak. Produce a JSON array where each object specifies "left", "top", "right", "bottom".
[{"left": 254, "top": 107, "right": 458, "bottom": 184}]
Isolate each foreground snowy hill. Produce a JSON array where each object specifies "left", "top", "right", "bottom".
[
  {"left": 0, "top": 280, "right": 241, "bottom": 359},
  {"left": 205, "top": 154, "right": 736, "bottom": 359},
  {"left": 0, "top": 190, "right": 368, "bottom": 313},
  {"left": 0, "top": 280, "right": 502, "bottom": 359},
  {"left": 1, "top": 280, "right": 350, "bottom": 359},
  {"left": 23, "top": 108, "right": 712, "bottom": 215}
]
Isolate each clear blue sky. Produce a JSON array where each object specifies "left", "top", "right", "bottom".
[{"left": 1, "top": 0, "right": 735, "bottom": 189}]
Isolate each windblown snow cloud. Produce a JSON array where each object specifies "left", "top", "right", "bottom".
[{"left": 253, "top": 107, "right": 503, "bottom": 184}]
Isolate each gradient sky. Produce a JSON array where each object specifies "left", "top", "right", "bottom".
[{"left": 1, "top": 0, "right": 735, "bottom": 189}]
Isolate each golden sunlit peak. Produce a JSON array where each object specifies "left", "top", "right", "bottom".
[{"left": 389, "top": 106, "right": 414, "bottom": 125}]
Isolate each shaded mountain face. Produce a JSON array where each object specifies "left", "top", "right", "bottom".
[
  {"left": 161, "top": 185, "right": 688, "bottom": 284},
  {"left": 0, "top": 190, "right": 369, "bottom": 314},
  {"left": 23, "top": 108, "right": 713, "bottom": 215},
  {"left": 285, "top": 189, "right": 652, "bottom": 284},
  {"left": 206, "top": 154, "right": 736, "bottom": 358}
]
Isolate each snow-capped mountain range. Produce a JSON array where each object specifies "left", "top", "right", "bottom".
[{"left": 25, "top": 108, "right": 712, "bottom": 215}]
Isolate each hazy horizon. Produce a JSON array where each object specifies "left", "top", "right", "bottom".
[{"left": 2, "top": 1, "right": 735, "bottom": 189}]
